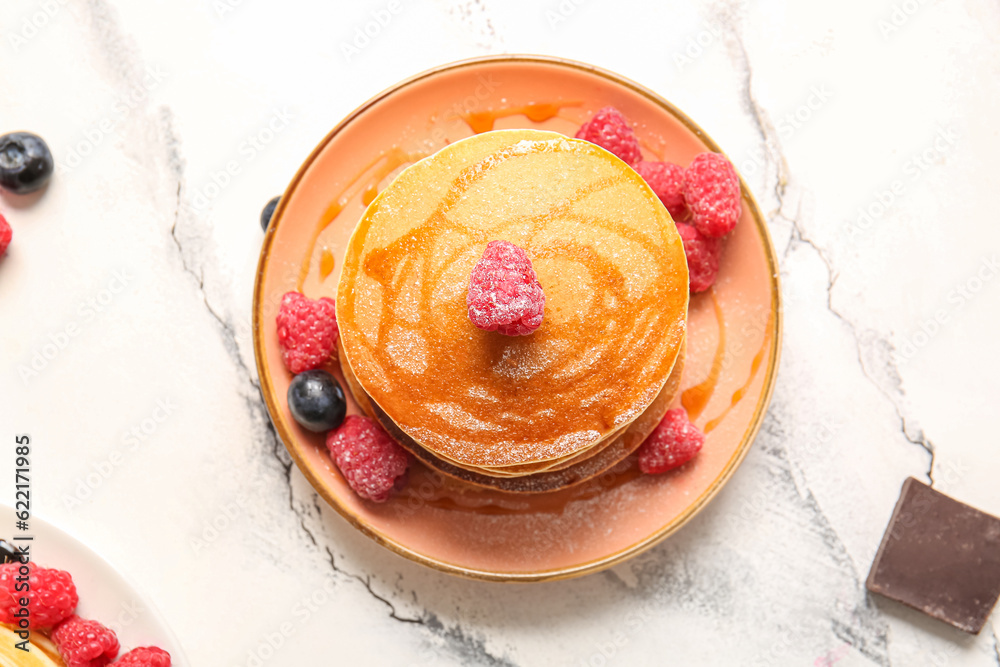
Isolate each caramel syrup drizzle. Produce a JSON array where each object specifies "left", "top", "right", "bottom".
[
  {"left": 463, "top": 101, "right": 582, "bottom": 134},
  {"left": 681, "top": 290, "right": 726, "bottom": 420},
  {"left": 342, "top": 140, "right": 683, "bottom": 459},
  {"left": 295, "top": 102, "right": 584, "bottom": 291},
  {"left": 704, "top": 313, "right": 773, "bottom": 434},
  {"left": 680, "top": 290, "right": 774, "bottom": 434},
  {"left": 319, "top": 248, "right": 336, "bottom": 280},
  {"left": 296, "top": 147, "right": 427, "bottom": 291}
]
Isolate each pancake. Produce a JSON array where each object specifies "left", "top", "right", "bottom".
[
  {"left": 337, "top": 129, "right": 689, "bottom": 469},
  {"left": 0, "top": 625, "right": 63, "bottom": 666},
  {"left": 339, "top": 340, "right": 685, "bottom": 493},
  {"left": 429, "top": 428, "right": 619, "bottom": 477}
]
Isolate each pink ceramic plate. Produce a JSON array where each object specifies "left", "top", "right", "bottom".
[{"left": 253, "top": 56, "right": 781, "bottom": 582}]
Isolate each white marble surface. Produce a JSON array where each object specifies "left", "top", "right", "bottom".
[{"left": 2, "top": 0, "right": 999, "bottom": 664}]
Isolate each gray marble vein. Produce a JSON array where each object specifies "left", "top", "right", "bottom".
[
  {"left": 3, "top": 0, "right": 998, "bottom": 664},
  {"left": 722, "top": 11, "right": 936, "bottom": 486}
]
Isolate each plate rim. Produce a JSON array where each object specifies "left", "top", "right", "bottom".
[{"left": 252, "top": 54, "right": 783, "bottom": 583}]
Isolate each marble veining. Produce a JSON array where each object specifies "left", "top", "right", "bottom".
[{"left": 1, "top": 0, "right": 998, "bottom": 664}]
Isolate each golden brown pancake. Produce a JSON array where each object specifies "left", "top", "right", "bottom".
[
  {"left": 337, "top": 130, "right": 689, "bottom": 469},
  {"left": 0, "top": 625, "right": 63, "bottom": 666},
  {"left": 339, "top": 341, "right": 685, "bottom": 493},
  {"left": 336, "top": 339, "right": 613, "bottom": 479}
]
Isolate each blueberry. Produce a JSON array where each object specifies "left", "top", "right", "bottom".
[
  {"left": 287, "top": 369, "right": 346, "bottom": 433},
  {"left": 261, "top": 195, "right": 280, "bottom": 231},
  {"left": 0, "top": 132, "right": 54, "bottom": 195}
]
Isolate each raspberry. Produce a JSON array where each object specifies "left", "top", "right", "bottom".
[
  {"left": 0, "top": 213, "right": 11, "bottom": 258},
  {"left": 51, "top": 615, "right": 119, "bottom": 667},
  {"left": 326, "top": 415, "right": 410, "bottom": 502},
  {"left": 0, "top": 562, "right": 78, "bottom": 629},
  {"left": 467, "top": 240, "right": 545, "bottom": 336},
  {"left": 676, "top": 222, "right": 721, "bottom": 293},
  {"left": 637, "top": 408, "right": 705, "bottom": 474},
  {"left": 574, "top": 106, "right": 642, "bottom": 166},
  {"left": 276, "top": 291, "right": 339, "bottom": 374},
  {"left": 114, "top": 647, "right": 171, "bottom": 667},
  {"left": 634, "top": 161, "right": 687, "bottom": 220},
  {"left": 683, "top": 152, "right": 742, "bottom": 238}
]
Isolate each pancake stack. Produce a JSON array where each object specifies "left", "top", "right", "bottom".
[{"left": 336, "top": 130, "right": 688, "bottom": 493}]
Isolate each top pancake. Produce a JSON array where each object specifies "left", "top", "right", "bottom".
[{"left": 337, "top": 129, "right": 688, "bottom": 468}]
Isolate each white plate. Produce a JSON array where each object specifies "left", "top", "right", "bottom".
[{"left": 0, "top": 506, "right": 189, "bottom": 665}]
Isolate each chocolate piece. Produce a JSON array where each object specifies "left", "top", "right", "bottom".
[{"left": 866, "top": 477, "right": 1000, "bottom": 634}]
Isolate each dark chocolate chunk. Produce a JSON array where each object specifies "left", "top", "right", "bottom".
[{"left": 866, "top": 477, "right": 1000, "bottom": 634}]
